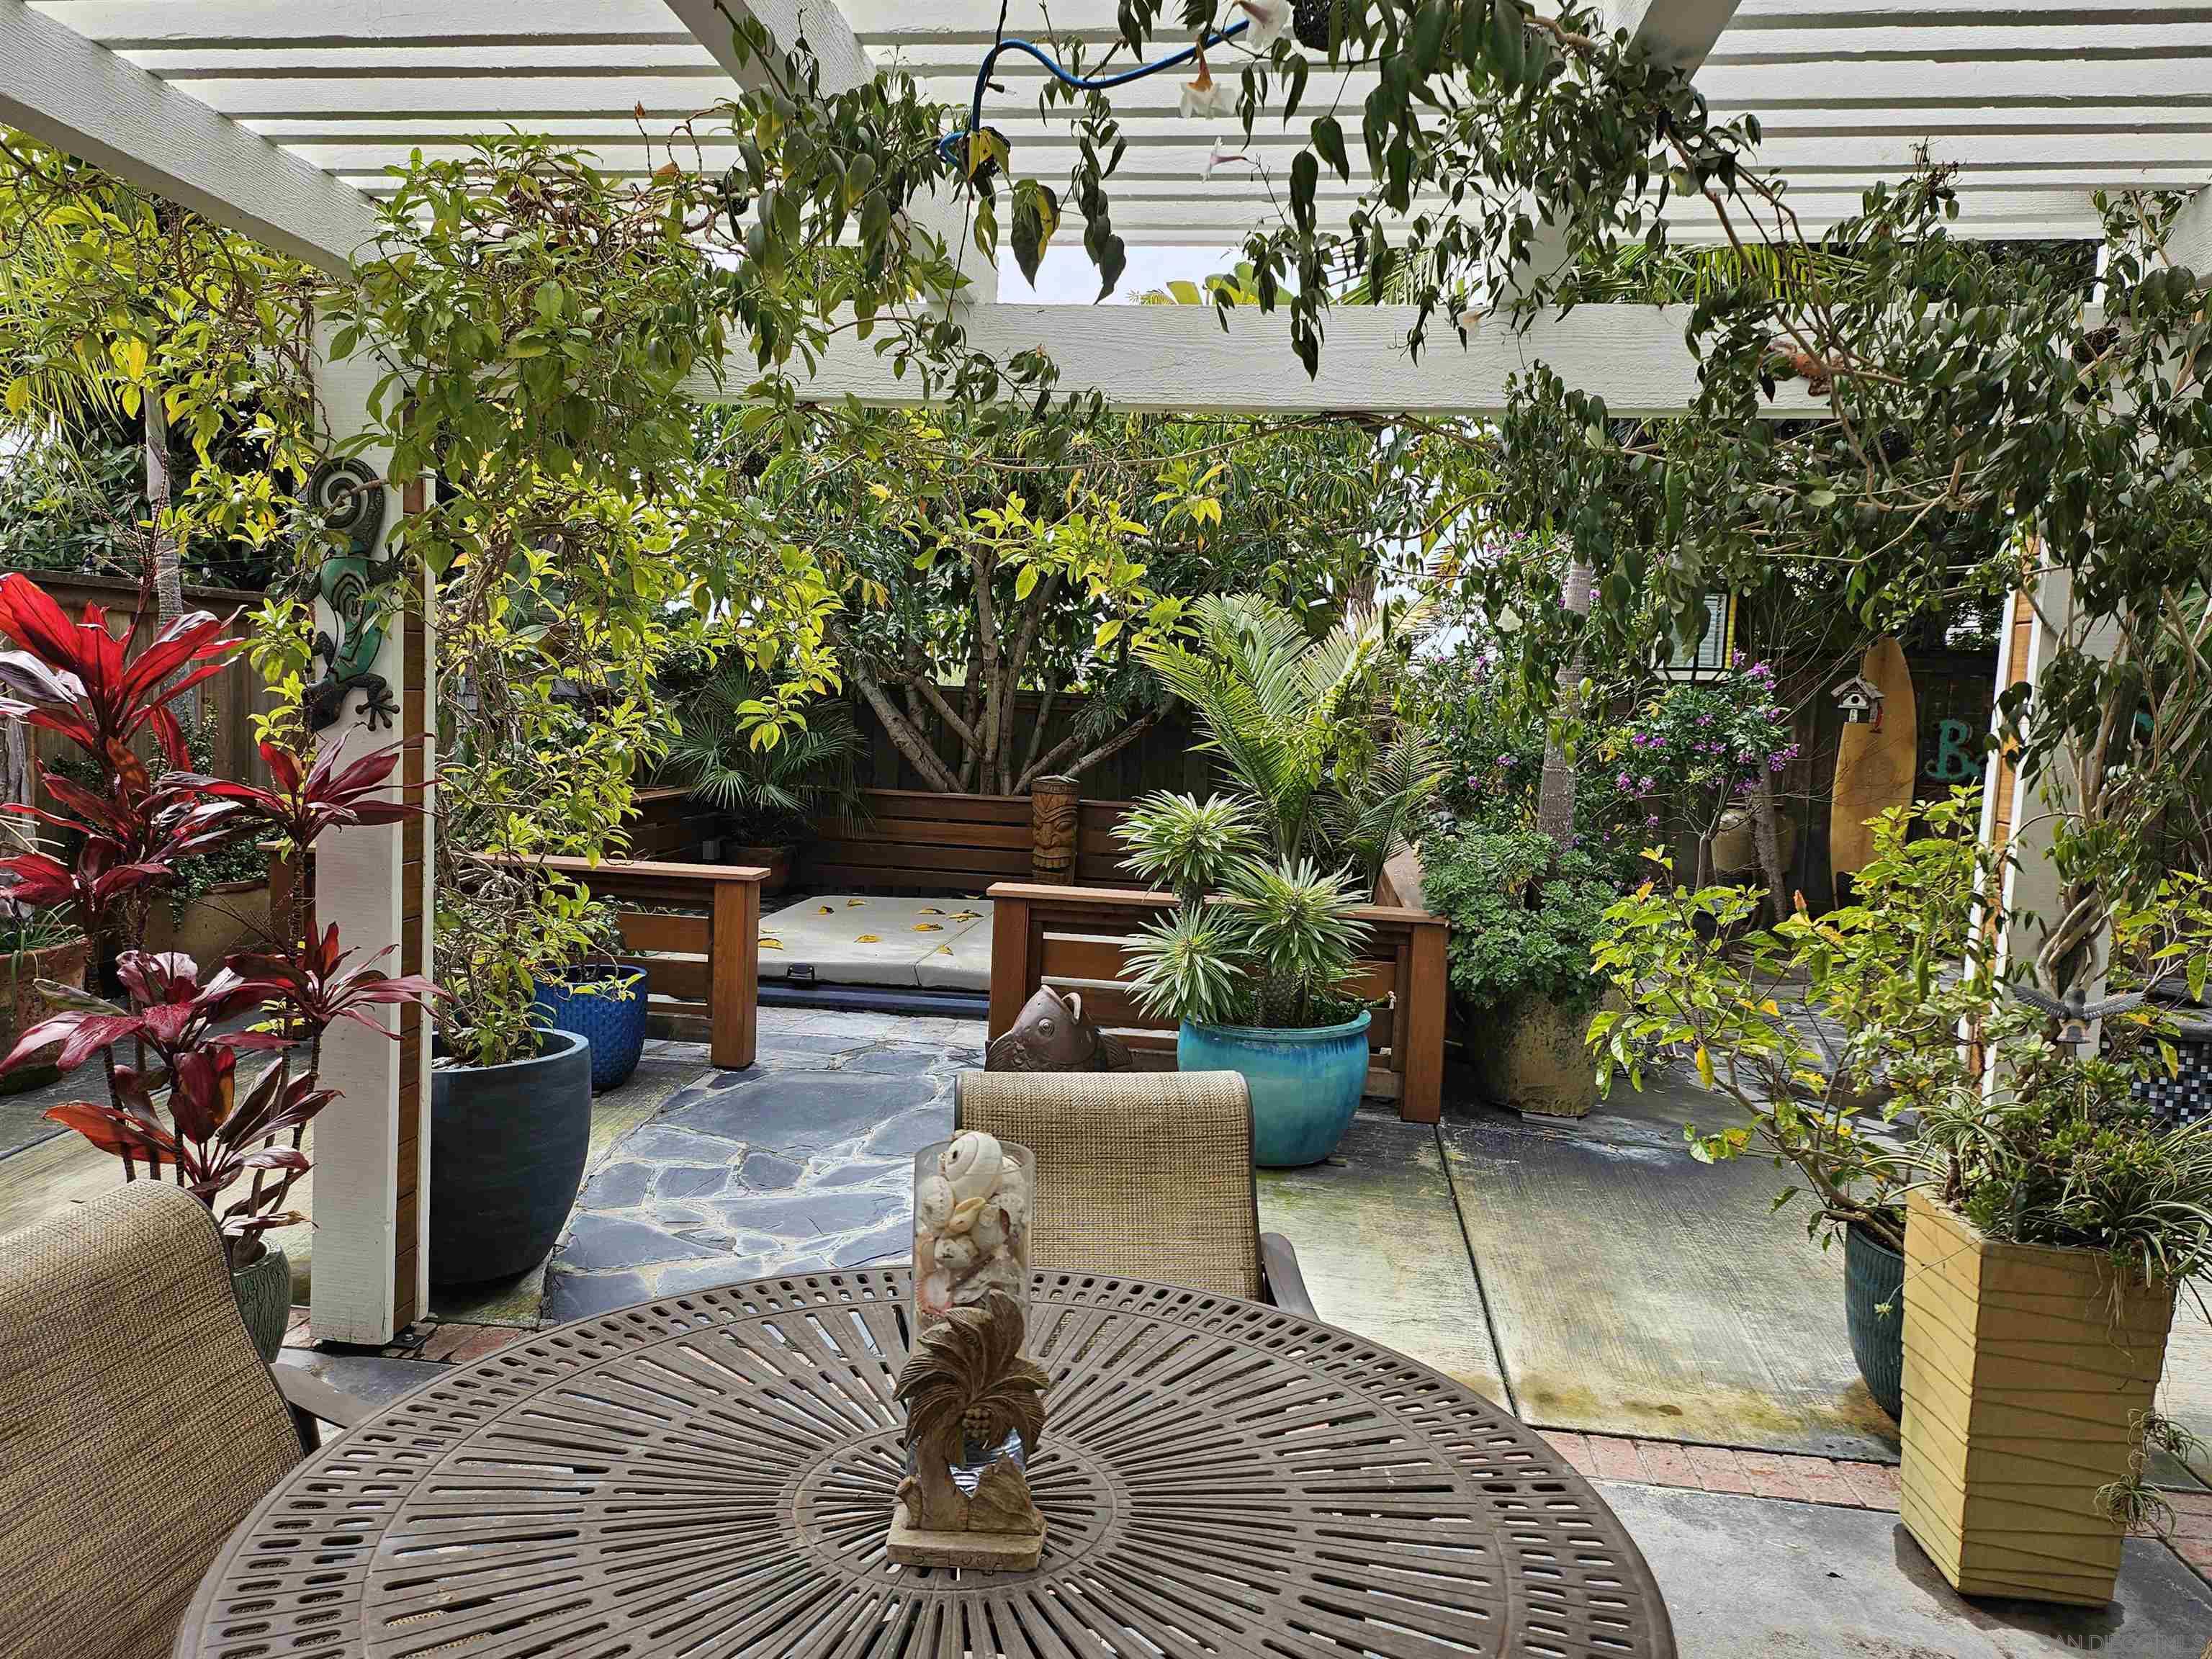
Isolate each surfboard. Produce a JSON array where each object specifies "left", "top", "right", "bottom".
[{"left": 1829, "top": 636, "right": 1917, "bottom": 904}]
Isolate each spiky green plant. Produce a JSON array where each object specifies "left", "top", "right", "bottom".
[
  {"left": 1124, "top": 856, "right": 1372, "bottom": 1030},
  {"left": 1136, "top": 593, "right": 1437, "bottom": 889},
  {"left": 1116, "top": 790, "right": 1260, "bottom": 904},
  {"left": 660, "top": 667, "right": 866, "bottom": 842}
]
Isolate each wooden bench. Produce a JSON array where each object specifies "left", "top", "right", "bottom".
[
  {"left": 516, "top": 856, "right": 765, "bottom": 1071},
  {"left": 271, "top": 850, "right": 767, "bottom": 1071},
  {"left": 985, "top": 881, "right": 1449, "bottom": 1125}
]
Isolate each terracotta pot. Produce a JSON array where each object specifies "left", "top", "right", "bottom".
[
  {"left": 143, "top": 878, "right": 271, "bottom": 967},
  {"left": 1472, "top": 994, "right": 1604, "bottom": 1118},
  {"left": 1899, "top": 1190, "right": 2175, "bottom": 1606},
  {"left": 724, "top": 843, "right": 793, "bottom": 895},
  {"left": 0, "top": 935, "right": 91, "bottom": 1094}
]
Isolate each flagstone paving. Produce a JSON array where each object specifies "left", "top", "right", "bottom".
[{"left": 536, "top": 1012, "right": 976, "bottom": 1322}]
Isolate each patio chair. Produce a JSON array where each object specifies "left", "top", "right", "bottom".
[
  {"left": 0, "top": 1184, "right": 372, "bottom": 1659},
  {"left": 953, "top": 1069, "right": 1316, "bottom": 1317}
]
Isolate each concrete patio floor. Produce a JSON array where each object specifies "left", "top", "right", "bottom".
[{"left": 9, "top": 1003, "right": 2211, "bottom": 1651}]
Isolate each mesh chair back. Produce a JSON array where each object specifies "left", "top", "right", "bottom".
[
  {"left": 0, "top": 1184, "right": 301, "bottom": 1659},
  {"left": 953, "top": 1070, "right": 1262, "bottom": 1298}
]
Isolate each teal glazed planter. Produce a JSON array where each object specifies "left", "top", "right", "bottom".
[{"left": 1179, "top": 1011, "right": 1372, "bottom": 1167}]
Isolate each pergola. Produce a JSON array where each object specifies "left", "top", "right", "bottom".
[{"left": 1, "top": 0, "right": 2196, "bottom": 1342}]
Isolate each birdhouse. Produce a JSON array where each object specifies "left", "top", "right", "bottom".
[{"left": 1832, "top": 674, "right": 1884, "bottom": 727}]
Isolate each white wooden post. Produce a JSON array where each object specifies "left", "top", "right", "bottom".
[
  {"left": 307, "top": 320, "right": 436, "bottom": 1344},
  {"left": 1976, "top": 569, "right": 2121, "bottom": 1055}
]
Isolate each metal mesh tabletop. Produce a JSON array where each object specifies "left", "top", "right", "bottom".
[{"left": 178, "top": 1269, "right": 1674, "bottom": 1658}]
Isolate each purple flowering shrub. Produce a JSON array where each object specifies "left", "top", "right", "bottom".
[
  {"left": 1403, "top": 639, "right": 1644, "bottom": 878},
  {"left": 1596, "top": 657, "right": 1798, "bottom": 848}
]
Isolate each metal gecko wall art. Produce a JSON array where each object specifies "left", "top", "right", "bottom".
[{"left": 300, "top": 457, "right": 401, "bottom": 733}]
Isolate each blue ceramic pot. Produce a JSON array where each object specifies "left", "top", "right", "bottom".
[
  {"left": 1178, "top": 1011, "right": 1372, "bottom": 1167},
  {"left": 532, "top": 966, "right": 649, "bottom": 1093}
]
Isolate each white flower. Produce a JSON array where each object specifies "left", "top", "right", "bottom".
[
  {"left": 1179, "top": 58, "right": 1236, "bottom": 120},
  {"left": 1235, "top": 0, "right": 1291, "bottom": 48},
  {"left": 1205, "top": 138, "right": 1251, "bottom": 179}
]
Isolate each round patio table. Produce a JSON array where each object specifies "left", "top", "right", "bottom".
[{"left": 179, "top": 1268, "right": 1673, "bottom": 1659}]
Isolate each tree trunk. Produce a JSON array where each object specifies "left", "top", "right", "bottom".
[
  {"left": 143, "top": 395, "right": 184, "bottom": 624},
  {"left": 848, "top": 656, "right": 963, "bottom": 793},
  {"left": 1750, "top": 772, "right": 1789, "bottom": 923},
  {"left": 1535, "top": 558, "right": 1595, "bottom": 851}
]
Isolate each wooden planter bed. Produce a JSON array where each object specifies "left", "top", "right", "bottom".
[{"left": 985, "top": 881, "right": 1449, "bottom": 1125}]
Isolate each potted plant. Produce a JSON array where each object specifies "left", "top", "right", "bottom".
[
  {"left": 531, "top": 902, "right": 649, "bottom": 1092},
  {"left": 1422, "top": 825, "right": 1617, "bottom": 1118},
  {"left": 144, "top": 717, "right": 272, "bottom": 964},
  {"left": 0, "top": 575, "right": 434, "bottom": 1357},
  {"left": 1118, "top": 791, "right": 1375, "bottom": 1166},
  {"left": 1589, "top": 793, "right": 1987, "bottom": 1420},
  {"left": 0, "top": 899, "right": 89, "bottom": 1094},
  {"left": 429, "top": 859, "right": 597, "bottom": 1285},
  {"left": 1593, "top": 792, "right": 2212, "bottom": 1603},
  {"left": 659, "top": 667, "right": 866, "bottom": 894}
]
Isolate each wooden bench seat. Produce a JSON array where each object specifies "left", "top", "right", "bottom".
[
  {"left": 271, "top": 850, "right": 766, "bottom": 1071},
  {"left": 985, "top": 881, "right": 1448, "bottom": 1124}
]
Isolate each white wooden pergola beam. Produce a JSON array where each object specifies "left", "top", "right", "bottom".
[
  {"left": 709, "top": 302, "right": 1824, "bottom": 417},
  {"left": 662, "top": 0, "right": 873, "bottom": 96},
  {"left": 2169, "top": 186, "right": 2212, "bottom": 273},
  {"left": 0, "top": 0, "right": 382, "bottom": 274}
]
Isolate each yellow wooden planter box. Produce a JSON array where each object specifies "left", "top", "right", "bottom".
[{"left": 1899, "top": 1189, "right": 2175, "bottom": 1606}]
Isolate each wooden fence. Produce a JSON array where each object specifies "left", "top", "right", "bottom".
[
  {"left": 800, "top": 788, "right": 1146, "bottom": 894},
  {"left": 0, "top": 570, "right": 274, "bottom": 815}
]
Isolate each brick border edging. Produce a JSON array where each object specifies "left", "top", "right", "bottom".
[{"left": 1540, "top": 1430, "right": 1902, "bottom": 1510}]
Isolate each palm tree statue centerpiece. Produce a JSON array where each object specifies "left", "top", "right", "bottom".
[{"left": 888, "top": 1289, "right": 1051, "bottom": 1571}]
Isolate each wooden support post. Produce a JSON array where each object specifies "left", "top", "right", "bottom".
[
  {"left": 1030, "top": 775, "right": 1079, "bottom": 883},
  {"left": 989, "top": 893, "right": 1034, "bottom": 1040},
  {"left": 306, "top": 322, "right": 433, "bottom": 1346},
  {"left": 711, "top": 876, "right": 760, "bottom": 1071},
  {"left": 1401, "top": 918, "right": 1447, "bottom": 1125}
]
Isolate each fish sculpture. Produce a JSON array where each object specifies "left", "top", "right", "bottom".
[{"left": 984, "top": 985, "right": 1134, "bottom": 1074}]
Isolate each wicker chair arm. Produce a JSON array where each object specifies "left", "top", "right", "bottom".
[{"left": 1259, "top": 1233, "right": 1317, "bottom": 1320}]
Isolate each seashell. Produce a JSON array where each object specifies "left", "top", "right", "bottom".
[
  {"left": 913, "top": 1229, "right": 938, "bottom": 1271},
  {"left": 855, "top": 934, "right": 881, "bottom": 943},
  {"left": 935, "top": 1233, "right": 981, "bottom": 1277},
  {"left": 996, "top": 1161, "right": 1030, "bottom": 1229},
  {"left": 953, "top": 1254, "right": 1023, "bottom": 1305},
  {"left": 945, "top": 1194, "right": 986, "bottom": 1235},
  {"left": 845, "top": 897, "right": 867, "bottom": 907},
  {"left": 939, "top": 1130, "right": 1003, "bottom": 1202},
  {"left": 971, "top": 1202, "right": 1008, "bottom": 1252},
  {"left": 915, "top": 1175, "right": 956, "bottom": 1232},
  {"left": 918, "top": 1271, "right": 953, "bottom": 1316}
]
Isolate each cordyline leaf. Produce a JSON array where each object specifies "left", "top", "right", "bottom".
[
  {"left": 43, "top": 1100, "right": 177, "bottom": 1159},
  {"left": 3, "top": 1010, "right": 138, "bottom": 1074}
]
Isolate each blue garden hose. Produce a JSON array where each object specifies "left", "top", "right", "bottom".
[{"left": 935, "top": 19, "right": 1254, "bottom": 168}]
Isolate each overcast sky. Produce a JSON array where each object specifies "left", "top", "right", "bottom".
[{"left": 994, "top": 244, "right": 1240, "bottom": 304}]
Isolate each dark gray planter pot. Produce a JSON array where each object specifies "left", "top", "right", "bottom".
[
  {"left": 232, "top": 1244, "right": 291, "bottom": 1362},
  {"left": 1845, "top": 1220, "right": 1905, "bottom": 1423},
  {"left": 431, "top": 1028, "right": 593, "bottom": 1286}
]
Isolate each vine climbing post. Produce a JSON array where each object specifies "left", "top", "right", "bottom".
[{"left": 304, "top": 318, "right": 438, "bottom": 1345}]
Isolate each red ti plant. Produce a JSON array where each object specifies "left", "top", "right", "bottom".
[{"left": 0, "top": 573, "right": 437, "bottom": 1267}]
